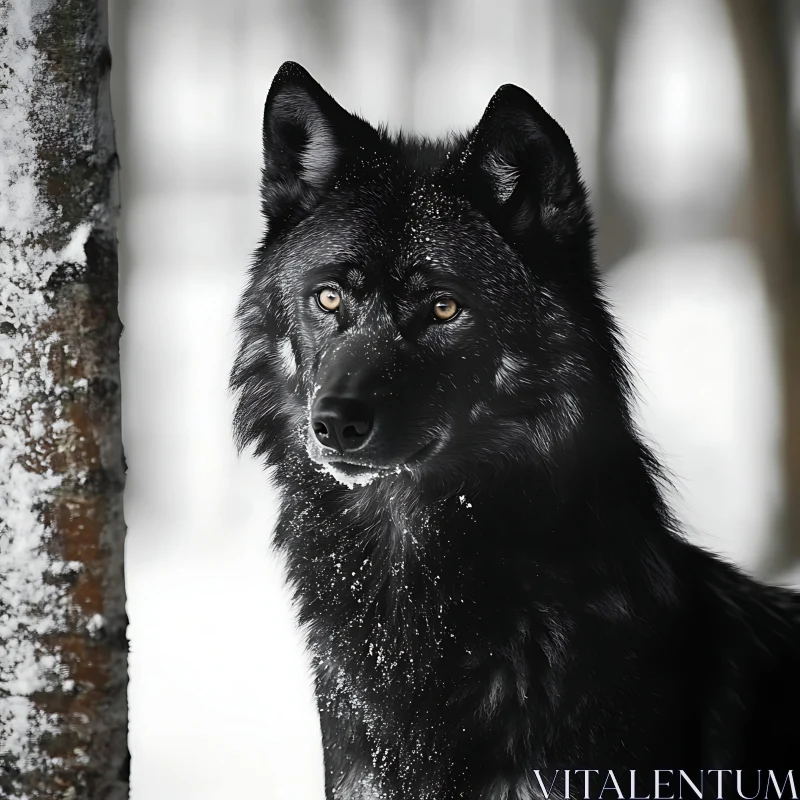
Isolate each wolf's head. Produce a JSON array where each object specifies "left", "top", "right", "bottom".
[{"left": 233, "top": 62, "right": 631, "bottom": 492}]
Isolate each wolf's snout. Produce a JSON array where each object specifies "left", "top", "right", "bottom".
[{"left": 311, "top": 395, "right": 373, "bottom": 453}]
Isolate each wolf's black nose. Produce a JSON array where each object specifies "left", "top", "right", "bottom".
[{"left": 311, "top": 396, "right": 373, "bottom": 453}]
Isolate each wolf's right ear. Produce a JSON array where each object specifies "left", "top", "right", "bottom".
[
  {"left": 459, "top": 85, "right": 589, "bottom": 245},
  {"left": 261, "top": 62, "right": 353, "bottom": 230}
]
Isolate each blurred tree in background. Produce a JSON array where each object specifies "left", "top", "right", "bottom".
[
  {"left": 724, "top": 0, "right": 800, "bottom": 569},
  {"left": 573, "top": 0, "right": 635, "bottom": 269}
]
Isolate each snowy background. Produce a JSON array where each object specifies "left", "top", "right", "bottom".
[{"left": 108, "top": 1, "right": 797, "bottom": 797}]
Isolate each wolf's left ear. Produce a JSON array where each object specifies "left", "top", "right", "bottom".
[
  {"left": 261, "top": 62, "right": 356, "bottom": 230},
  {"left": 460, "top": 85, "right": 588, "bottom": 243}
]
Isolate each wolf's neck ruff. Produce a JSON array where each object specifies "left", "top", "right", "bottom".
[{"left": 232, "top": 62, "right": 800, "bottom": 799}]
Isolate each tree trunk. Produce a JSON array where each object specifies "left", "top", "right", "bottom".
[
  {"left": 572, "top": 0, "right": 634, "bottom": 269},
  {"left": 724, "top": 0, "right": 800, "bottom": 572},
  {"left": 0, "top": 1, "right": 127, "bottom": 797}
]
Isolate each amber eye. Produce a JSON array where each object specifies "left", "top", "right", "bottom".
[
  {"left": 432, "top": 297, "right": 459, "bottom": 322},
  {"left": 317, "top": 287, "right": 341, "bottom": 312}
]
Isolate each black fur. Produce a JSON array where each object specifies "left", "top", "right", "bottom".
[{"left": 232, "top": 62, "right": 800, "bottom": 799}]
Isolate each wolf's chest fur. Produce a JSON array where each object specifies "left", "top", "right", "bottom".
[{"left": 233, "top": 62, "right": 800, "bottom": 799}]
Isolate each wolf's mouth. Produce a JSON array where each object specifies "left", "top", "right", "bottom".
[
  {"left": 321, "top": 438, "right": 438, "bottom": 472},
  {"left": 405, "top": 437, "right": 439, "bottom": 466},
  {"left": 310, "top": 438, "right": 439, "bottom": 488}
]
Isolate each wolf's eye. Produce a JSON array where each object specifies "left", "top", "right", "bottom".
[
  {"left": 432, "top": 297, "right": 460, "bottom": 322},
  {"left": 317, "top": 287, "right": 341, "bottom": 312}
]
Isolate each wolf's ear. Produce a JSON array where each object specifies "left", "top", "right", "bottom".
[
  {"left": 261, "top": 62, "right": 353, "bottom": 230},
  {"left": 460, "top": 85, "right": 588, "bottom": 243}
]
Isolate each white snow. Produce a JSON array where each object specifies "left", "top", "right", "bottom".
[
  {"left": 607, "top": 240, "right": 781, "bottom": 572},
  {"left": 321, "top": 462, "right": 384, "bottom": 489},
  {"left": 0, "top": 1, "right": 91, "bottom": 776},
  {"left": 121, "top": 252, "right": 325, "bottom": 800}
]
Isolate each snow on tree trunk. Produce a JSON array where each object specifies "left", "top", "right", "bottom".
[{"left": 0, "top": 1, "right": 127, "bottom": 797}]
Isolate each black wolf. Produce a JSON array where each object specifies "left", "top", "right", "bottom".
[{"left": 232, "top": 62, "right": 800, "bottom": 799}]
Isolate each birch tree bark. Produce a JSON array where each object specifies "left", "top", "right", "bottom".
[{"left": 0, "top": 1, "right": 127, "bottom": 797}]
